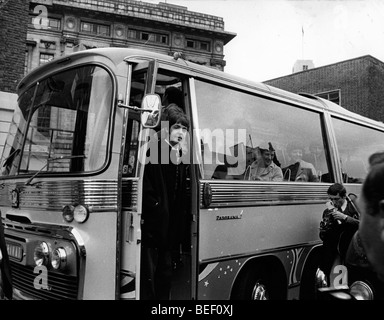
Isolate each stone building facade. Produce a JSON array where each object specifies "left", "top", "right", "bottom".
[
  {"left": 26, "top": 0, "right": 236, "bottom": 74},
  {"left": 0, "top": 0, "right": 236, "bottom": 156},
  {"left": 264, "top": 55, "right": 384, "bottom": 123}
]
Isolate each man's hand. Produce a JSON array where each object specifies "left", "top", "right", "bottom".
[{"left": 331, "top": 210, "right": 347, "bottom": 221}]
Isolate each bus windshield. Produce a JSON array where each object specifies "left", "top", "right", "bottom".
[{"left": 1, "top": 65, "right": 113, "bottom": 176}]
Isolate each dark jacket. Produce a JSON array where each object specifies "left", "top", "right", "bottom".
[
  {"left": 141, "top": 137, "right": 188, "bottom": 249},
  {"left": 319, "top": 200, "right": 359, "bottom": 259},
  {"left": 282, "top": 161, "right": 318, "bottom": 182}
]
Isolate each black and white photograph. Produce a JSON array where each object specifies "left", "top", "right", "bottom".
[{"left": 1, "top": 0, "right": 384, "bottom": 312}]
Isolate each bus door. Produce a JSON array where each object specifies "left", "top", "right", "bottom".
[
  {"left": 118, "top": 60, "right": 152, "bottom": 300},
  {"left": 118, "top": 61, "right": 194, "bottom": 300}
]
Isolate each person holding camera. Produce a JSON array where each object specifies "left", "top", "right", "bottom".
[{"left": 319, "top": 183, "right": 360, "bottom": 278}]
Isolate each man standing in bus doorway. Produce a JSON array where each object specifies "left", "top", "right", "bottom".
[
  {"left": 319, "top": 183, "right": 359, "bottom": 280},
  {"left": 248, "top": 142, "right": 283, "bottom": 181},
  {"left": 140, "top": 103, "right": 190, "bottom": 300}
]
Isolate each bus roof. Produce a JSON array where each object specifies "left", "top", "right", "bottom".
[{"left": 17, "top": 47, "right": 384, "bottom": 129}]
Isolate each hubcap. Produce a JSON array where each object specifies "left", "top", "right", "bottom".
[
  {"left": 316, "top": 268, "right": 328, "bottom": 288},
  {"left": 251, "top": 282, "right": 268, "bottom": 300}
]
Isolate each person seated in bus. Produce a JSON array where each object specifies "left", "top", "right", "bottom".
[
  {"left": 162, "top": 86, "right": 184, "bottom": 112},
  {"left": 268, "top": 142, "right": 282, "bottom": 167},
  {"left": 368, "top": 151, "right": 384, "bottom": 171},
  {"left": 212, "top": 164, "right": 228, "bottom": 179},
  {"left": 140, "top": 104, "right": 190, "bottom": 300},
  {"left": 282, "top": 142, "right": 319, "bottom": 182},
  {"left": 304, "top": 142, "right": 328, "bottom": 177},
  {"left": 248, "top": 142, "right": 283, "bottom": 181},
  {"left": 319, "top": 183, "right": 360, "bottom": 279}
]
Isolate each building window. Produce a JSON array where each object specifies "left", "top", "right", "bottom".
[
  {"left": 25, "top": 41, "right": 36, "bottom": 75},
  {"left": 185, "top": 38, "right": 210, "bottom": 52},
  {"left": 315, "top": 90, "right": 341, "bottom": 105},
  {"left": 39, "top": 53, "right": 54, "bottom": 65},
  {"left": 186, "top": 40, "right": 194, "bottom": 48},
  {"left": 141, "top": 32, "right": 149, "bottom": 41},
  {"left": 81, "top": 21, "right": 110, "bottom": 36},
  {"left": 98, "top": 25, "right": 110, "bottom": 36},
  {"left": 48, "top": 18, "right": 61, "bottom": 30},
  {"left": 200, "top": 42, "right": 209, "bottom": 51},
  {"left": 24, "top": 50, "right": 29, "bottom": 75},
  {"left": 30, "top": 15, "right": 61, "bottom": 30},
  {"left": 127, "top": 28, "right": 169, "bottom": 45},
  {"left": 128, "top": 29, "right": 136, "bottom": 39},
  {"left": 37, "top": 106, "right": 51, "bottom": 137},
  {"left": 302, "top": 65, "right": 308, "bottom": 71},
  {"left": 81, "top": 22, "right": 92, "bottom": 32}
]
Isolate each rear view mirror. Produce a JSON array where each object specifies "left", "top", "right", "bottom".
[{"left": 141, "top": 94, "right": 161, "bottom": 128}]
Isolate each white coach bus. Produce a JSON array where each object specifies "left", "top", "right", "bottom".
[{"left": 1, "top": 48, "right": 384, "bottom": 300}]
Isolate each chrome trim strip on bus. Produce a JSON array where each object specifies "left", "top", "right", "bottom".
[
  {"left": 70, "top": 227, "right": 86, "bottom": 300},
  {"left": 0, "top": 178, "right": 138, "bottom": 212},
  {"left": 200, "top": 180, "right": 330, "bottom": 208},
  {"left": 198, "top": 240, "right": 321, "bottom": 265}
]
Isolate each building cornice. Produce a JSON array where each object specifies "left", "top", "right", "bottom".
[{"left": 31, "top": 0, "right": 236, "bottom": 43}]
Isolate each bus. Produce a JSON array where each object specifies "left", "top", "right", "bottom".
[{"left": 1, "top": 48, "right": 384, "bottom": 300}]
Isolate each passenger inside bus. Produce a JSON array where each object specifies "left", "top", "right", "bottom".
[
  {"left": 212, "top": 164, "right": 228, "bottom": 179},
  {"left": 162, "top": 86, "right": 184, "bottom": 112},
  {"left": 304, "top": 142, "right": 328, "bottom": 178},
  {"left": 282, "top": 141, "right": 319, "bottom": 182},
  {"left": 248, "top": 142, "right": 283, "bottom": 181}
]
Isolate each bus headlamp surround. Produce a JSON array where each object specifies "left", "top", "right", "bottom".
[
  {"left": 62, "top": 205, "right": 75, "bottom": 222},
  {"left": 63, "top": 204, "right": 90, "bottom": 223},
  {"left": 33, "top": 241, "right": 50, "bottom": 266},
  {"left": 51, "top": 248, "right": 67, "bottom": 270},
  {"left": 74, "top": 204, "right": 89, "bottom": 223}
]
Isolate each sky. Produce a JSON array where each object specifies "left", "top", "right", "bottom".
[{"left": 144, "top": 0, "right": 384, "bottom": 82}]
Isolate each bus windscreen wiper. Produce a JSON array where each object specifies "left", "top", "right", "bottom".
[{"left": 25, "top": 155, "right": 86, "bottom": 186}]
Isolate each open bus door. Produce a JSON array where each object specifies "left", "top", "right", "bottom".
[
  {"left": 118, "top": 60, "right": 158, "bottom": 300},
  {"left": 118, "top": 60, "right": 195, "bottom": 300}
]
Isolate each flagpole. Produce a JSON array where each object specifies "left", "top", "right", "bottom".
[{"left": 302, "top": 26, "right": 304, "bottom": 59}]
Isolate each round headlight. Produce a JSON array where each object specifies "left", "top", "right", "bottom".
[
  {"left": 349, "top": 281, "right": 374, "bottom": 300},
  {"left": 34, "top": 241, "right": 50, "bottom": 266},
  {"left": 51, "top": 248, "right": 67, "bottom": 270},
  {"left": 62, "top": 205, "right": 75, "bottom": 222},
  {"left": 74, "top": 205, "right": 89, "bottom": 223}
]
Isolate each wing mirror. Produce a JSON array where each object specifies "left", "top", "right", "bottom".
[
  {"left": 118, "top": 93, "right": 162, "bottom": 129},
  {"left": 140, "top": 94, "right": 161, "bottom": 128}
]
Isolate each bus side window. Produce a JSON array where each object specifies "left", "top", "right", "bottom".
[
  {"left": 332, "top": 117, "right": 384, "bottom": 184},
  {"left": 194, "top": 79, "right": 329, "bottom": 183},
  {"left": 123, "top": 118, "right": 140, "bottom": 177}
]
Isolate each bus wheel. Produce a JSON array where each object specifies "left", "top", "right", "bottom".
[
  {"left": 231, "top": 265, "right": 282, "bottom": 300},
  {"left": 250, "top": 281, "right": 268, "bottom": 300},
  {"left": 300, "top": 252, "right": 326, "bottom": 300}
]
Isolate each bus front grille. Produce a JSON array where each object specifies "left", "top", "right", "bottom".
[{"left": 10, "top": 261, "right": 79, "bottom": 300}]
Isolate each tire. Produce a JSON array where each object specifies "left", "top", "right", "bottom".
[
  {"left": 299, "top": 251, "right": 326, "bottom": 300},
  {"left": 231, "top": 264, "right": 283, "bottom": 300}
]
